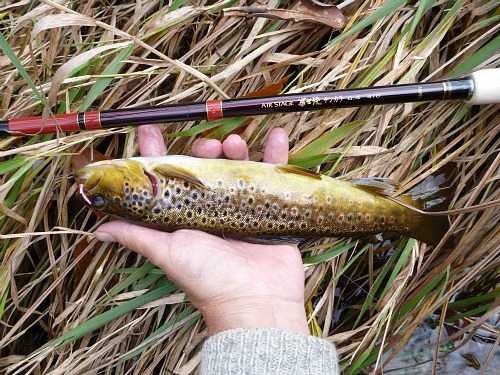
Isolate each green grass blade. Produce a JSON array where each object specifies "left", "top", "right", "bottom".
[
  {"left": 449, "top": 34, "right": 500, "bottom": 75},
  {"left": 374, "top": 239, "right": 415, "bottom": 311},
  {"left": 0, "top": 157, "right": 29, "bottom": 174},
  {"left": 0, "top": 32, "right": 47, "bottom": 107},
  {"left": 353, "top": 240, "right": 411, "bottom": 328},
  {"left": 45, "top": 279, "right": 178, "bottom": 348},
  {"left": 80, "top": 44, "right": 134, "bottom": 111},
  {"left": 117, "top": 306, "right": 197, "bottom": 364},
  {"left": 326, "top": 0, "right": 408, "bottom": 47},
  {"left": 288, "top": 121, "right": 364, "bottom": 162},
  {"left": 106, "top": 261, "right": 157, "bottom": 300},
  {"left": 303, "top": 241, "right": 357, "bottom": 265}
]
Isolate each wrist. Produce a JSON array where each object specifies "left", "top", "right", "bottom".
[{"left": 198, "top": 296, "right": 310, "bottom": 336}]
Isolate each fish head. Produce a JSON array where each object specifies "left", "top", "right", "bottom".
[{"left": 74, "top": 159, "right": 155, "bottom": 218}]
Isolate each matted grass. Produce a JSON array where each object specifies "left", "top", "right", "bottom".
[{"left": 0, "top": 1, "right": 498, "bottom": 374}]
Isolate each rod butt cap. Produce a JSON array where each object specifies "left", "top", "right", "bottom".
[{"left": 466, "top": 68, "right": 500, "bottom": 105}]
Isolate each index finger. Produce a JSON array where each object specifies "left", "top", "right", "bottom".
[{"left": 138, "top": 124, "right": 168, "bottom": 156}]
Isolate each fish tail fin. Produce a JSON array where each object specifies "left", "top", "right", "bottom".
[{"left": 401, "top": 163, "right": 458, "bottom": 247}]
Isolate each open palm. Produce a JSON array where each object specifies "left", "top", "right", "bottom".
[{"left": 96, "top": 126, "right": 309, "bottom": 335}]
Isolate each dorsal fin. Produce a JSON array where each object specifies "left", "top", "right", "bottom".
[
  {"left": 350, "top": 178, "right": 400, "bottom": 197},
  {"left": 275, "top": 164, "right": 322, "bottom": 180},
  {"left": 153, "top": 164, "right": 206, "bottom": 189}
]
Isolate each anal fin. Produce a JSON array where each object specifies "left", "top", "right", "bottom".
[{"left": 242, "top": 236, "right": 306, "bottom": 245}]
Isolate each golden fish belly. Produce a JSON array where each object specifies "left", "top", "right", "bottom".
[{"left": 131, "top": 157, "right": 413, "bottom": 238}]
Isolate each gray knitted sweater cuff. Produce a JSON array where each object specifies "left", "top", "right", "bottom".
[{"left": 201, "top": 328, "right": 339, "bottom": 374}]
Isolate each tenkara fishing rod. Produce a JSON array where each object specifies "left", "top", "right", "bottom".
[{"left": 1, "top": 68, "right": 498, "bottom": 137}]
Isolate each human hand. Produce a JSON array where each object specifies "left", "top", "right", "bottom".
[{"left": 95, "top": 126, "right": 309, "bottom": 336}]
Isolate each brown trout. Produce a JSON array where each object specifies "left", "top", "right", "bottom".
[{"left": 74, "top": 156, "right": 456, "bottom": 245}]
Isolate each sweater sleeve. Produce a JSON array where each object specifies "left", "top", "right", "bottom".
[{"left": 201, "top": 328, "right": 339, "bottom": 375}]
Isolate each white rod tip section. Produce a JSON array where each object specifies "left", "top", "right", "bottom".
[{"left": 465, "top": 68, "right": 500, "bottom": 105}]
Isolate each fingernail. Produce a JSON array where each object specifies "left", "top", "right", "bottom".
[{"left": 95, "top": 230, "right": 116, "bottom": 242}]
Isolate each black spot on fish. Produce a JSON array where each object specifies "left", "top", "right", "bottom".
[
  {"left": 153, "top": 208, "right": 161, "bottom": 214},
  {"left": 145, "top": 199, "right": 151, "bottom": 205},
  {"left": 187, "top": 211, "right": 193, "bottom": 218},
  {"left": 267, "top": 223, "right": 273, "bottom": 228},
  {"left": 202, "top": 217, "right": 207, "bottom": 223},
  {"left": 184, "top": 198, "right": 190, "bottom": 205},
  {"left": 177, "top": 217, "right": 183, "bottom": 223},
  {"left": 132, "top": 194, "right": 139, "bottom": 201},
  {"left": 183, "top": 181, "right": 189, "bottom": 188},
  {"left": 125, "top": 187, "right": 130, "bottom": 194},
  {"left": 114, "top": 198, "right": 121, "bottom": 204},
  {"left": 279, "top": 224, "right": 285, "bottom": 230},
  {"left": 138, "top": 201, "right": 143, "bottom": 207},
  {"left": 175, "top": 187, "right": 181, "bottom": 195},
  {"left": 165, "top": 190, "right": 170, "bottom": 197},
  {"left": 197, "top": 207, "right": 202, "bottom": 214}
]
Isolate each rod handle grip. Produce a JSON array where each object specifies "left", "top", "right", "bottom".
[{"left": 465, "top": 68, "right": 500, "bottom": 105}]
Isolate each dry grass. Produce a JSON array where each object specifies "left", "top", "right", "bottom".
[{"left": 0, "top": 1, "right": 499, "bottom": 374}]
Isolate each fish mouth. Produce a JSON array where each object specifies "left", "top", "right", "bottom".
[{"left": 73, "top": 168, "right": 103, "bottom": 192}]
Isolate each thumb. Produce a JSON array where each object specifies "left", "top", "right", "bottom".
[{"left": 96, "top": 221, "right": 173, "bottom": 268}]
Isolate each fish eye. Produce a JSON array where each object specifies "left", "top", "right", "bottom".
[{"left": 91, "top": 194, "right": 107, "bottom": 209}]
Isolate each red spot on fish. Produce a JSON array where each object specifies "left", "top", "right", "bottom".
[
  {"left": 290, "top": 207, "right": 298, "bottom": 215},
  {"left": 256, "top": 205, "right": 263, "bottom": 212},
  {"left": 389, "top": 216, "right": 395, "bottom": 223},
  {"left": 317, "top": 216, "right": 324, "bottom": 224},
  {"left": 337, "top": 214, "right": 344, "bottom": 222},
  {"left": 326, "top": 196, "right": 332, "bottom": 204},
  {"left": 272, "top": 203, "right": 280, "bottom": 211},
  {"left": 144, "top": 169, "right": 158, "bottom": 197},
  {"left": 241, "top": 201, "right": 247, "bottom": 207},
  {"left": 365, "top": 214, "right": 371, "bottom": 221},
  {"left": 347, "top": 213, "right": 353, "bottom": 221}
]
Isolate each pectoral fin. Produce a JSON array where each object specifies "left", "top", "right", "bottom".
[{"left": 153, "top": 164, "right": 206, "bottom": 189}]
